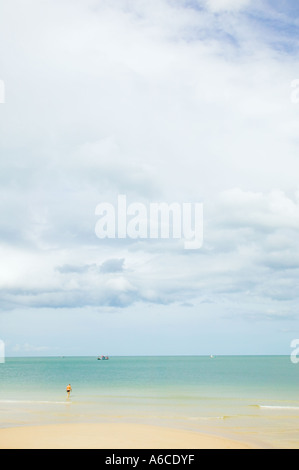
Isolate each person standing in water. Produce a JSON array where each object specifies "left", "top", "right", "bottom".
[{"left": 66, "top": 384, "right": 72, "bottom": 399}]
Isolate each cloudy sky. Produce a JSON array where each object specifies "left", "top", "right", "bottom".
[{"left": 1, "top": 0, "right": 299, "bottom": 356}]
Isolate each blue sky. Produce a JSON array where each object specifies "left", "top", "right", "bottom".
[{"left": 0, "top": 0, "right": 299, "bottom": 356}]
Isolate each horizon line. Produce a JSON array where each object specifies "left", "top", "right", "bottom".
[{"left": 2, "top": 353, "right": 291, "bottom": 358}]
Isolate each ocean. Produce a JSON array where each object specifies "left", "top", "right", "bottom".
[{"left": 1, "top": 355, "right": 299, "bottom": 448}]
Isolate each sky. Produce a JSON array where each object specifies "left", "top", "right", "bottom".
[{"left": 0, "top": 0, "right": 299, "bottom": 356}]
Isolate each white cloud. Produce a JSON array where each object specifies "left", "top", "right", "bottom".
[
  {"left": 12, "top": 343, "right": 50, "bottom": 353},
  {"left": 0, "top": 0, "right": 299, "bottom": 354},
  {"left": 205, "top": 0, "right": 251, "bottom": 12},
  {"left": 215, "top": 188, "right": 299, "bottom": 230}
]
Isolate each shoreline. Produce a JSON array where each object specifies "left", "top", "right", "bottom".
[{"left": 0, "top": 422, "right": 259, "bottom": 449}]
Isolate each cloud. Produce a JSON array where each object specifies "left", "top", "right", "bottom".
[
  {"left": 0, "top": 0, "right": 299, "bottom": 354},
  {"left": 56, "top": 264, "right": 95, "bottom": 274},
  {"left": 100, "top": 258, "right": 125, "bottom": 273},
  {"left": 12, "top": 343, "right": 51, "bottom": 353},
  {"left": 205, "top": 0, "right": 250, "bottom": 12},
  {"left": 214, "top": 188, "right": 299, "bottom": 232}
]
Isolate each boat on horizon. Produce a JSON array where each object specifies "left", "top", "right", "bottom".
[{"left": 97, "top": 355, "right": 109, "bottom": 360}]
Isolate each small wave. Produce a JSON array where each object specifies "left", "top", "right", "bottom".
[
  {"left": 255, "top": 405, "right": 299, "bottom": 410},
  {"left": 0, "top": 400, "right": 71, "bottom": 405},
  {"left": 188, "top": 415, "right": 231, "bottom": 421}
]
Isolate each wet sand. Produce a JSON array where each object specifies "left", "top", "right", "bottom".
[{"left": 0, "top": 422, "right": 256, "bottom": 449}]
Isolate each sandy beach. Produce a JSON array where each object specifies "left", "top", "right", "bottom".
[{"left": 0, "top": 422, "right": 256, "bottom": 449}]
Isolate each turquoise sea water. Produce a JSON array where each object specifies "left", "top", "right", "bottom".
[{"left": 1, "top": 355, "right": 299, "bottom": 448}]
